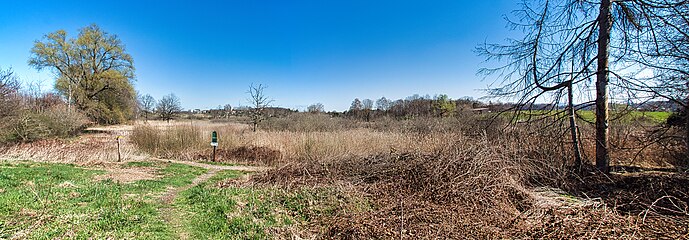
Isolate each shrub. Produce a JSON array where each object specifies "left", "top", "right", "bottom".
[
  {"left": 262, "top": 113, "right": 357, "bottom": 132},
  {"left": 1, "top": 107, "right": 89, "bottom": 143},
  {"left": 667, "top": 108, "right": 686, "bottom": 128},
  {"left": 2, "top": 112, "right": 51, "bottom": 142},
  {"left": 130, "top": 124, "right": 204, "bottom": 158},
  {"left": 40, "top": 106, "right": 89, "bottom": 137}
]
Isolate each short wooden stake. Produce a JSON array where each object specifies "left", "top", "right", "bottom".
[
  {"left": 212, "top": 146, "right": 217, "bottom": 162},
  {"left": 116, "top": 136, "right": 122, "bottom": 162}
]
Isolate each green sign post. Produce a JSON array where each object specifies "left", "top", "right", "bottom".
[{"left": 211, "top": 131, "right": 218, "bottom": 162}]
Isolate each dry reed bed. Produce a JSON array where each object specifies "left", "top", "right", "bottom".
[{"left": 131, "top": 121, "right": 462, "bottom": 163}]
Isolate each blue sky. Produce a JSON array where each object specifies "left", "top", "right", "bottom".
[{"left": 0, "top": 0, "right": 519, "bottom": 111}]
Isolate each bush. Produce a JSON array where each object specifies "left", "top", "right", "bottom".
[
  {"left": 0, "top": 107, "right": 88, "bottom": 143},
  {"left": 130, "top": 124, "right": 204, "bottom": 158},
  {"left": 667, "top": 108, "right": 686, "bottom": 128},
  {"left": 40, "top": 106, "right": 89, "bottom": 137},
  {"left": 2, "top": 112, "right": 51, "bottom": 142},
  {"left": 262, "top": 113, "right": 357, "bottom": 132}
]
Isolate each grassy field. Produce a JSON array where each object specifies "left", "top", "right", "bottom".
[
  {"left": 577, "top": 110, "right": 671, "bottom": 123},
  {"left": 0, "top": 160, "right": 206, "bottom": 239},
  {"left": 174, "top": 170, "right": 367, "bottom": 239},
  {"left": 514, "top": 110, "right": 672, "bottom": 123},
  {"left": 0, "top": 160, "right": 352, "bottom": 239}
]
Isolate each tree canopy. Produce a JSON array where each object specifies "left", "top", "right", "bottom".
[
  {"left": 29, "top": 24, "right": 136, "bottom": 124},
  {"left": 157, "top": 94, "right": 182, "bottom": 123}
]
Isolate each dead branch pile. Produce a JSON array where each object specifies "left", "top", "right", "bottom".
[{"left": 248, "top": 137, "right": 689, "bottom": 238}]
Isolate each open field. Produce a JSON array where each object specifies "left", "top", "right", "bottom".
[
  {"left": 1, "top": 116, "right": 688, "bottom": 239},
  {"left": 514, "top": 110, "right": 672, "bottom": 124}
]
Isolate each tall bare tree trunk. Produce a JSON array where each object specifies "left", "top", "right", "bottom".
[
  {"left": 685, "top": 96, "right": 689, "bottom": 161},
  {"left": 568, "top": 84, "right": 583, "bottom": 169},
  {"left": 596, "top": 0, "right": 612, "bottom": 173},
  {"left": 67, "top": 83, "right": 73, "bottom": 112},
  {"left": 685, "top": 107, "right": 689, "bottom": 161}
]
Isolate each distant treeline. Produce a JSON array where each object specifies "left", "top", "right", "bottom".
[
  {"left": 189, "top": 93, "right": 680, "bottom": 123},
  {"left": 339, "top": 95, "right": 494, "bottom": 121}
]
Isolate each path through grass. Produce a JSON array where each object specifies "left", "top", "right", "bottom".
[
  {"left": 0, "top": 159, "right": 348, "bottom": 239},
  {"left": 0, "top": 160, "right": 205, "bottom": 239}
]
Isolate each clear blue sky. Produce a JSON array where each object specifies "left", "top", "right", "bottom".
[{"left": 0, "top": 0, "right": 519, "bottom": 111}]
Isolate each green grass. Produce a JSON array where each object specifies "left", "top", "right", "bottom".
[
  {"left": 511, "top": 110, "right": 671, "bottom": 124},
  {"left": 0, "top": 160, "right": 205, "bottom": 239},
  {"left": 576, "top": 110, "right": 670, "bottom": 123},
  {"left": 0, "top": 161, "right": 368, "bottom": 239},
  {"left": 124, "top": 161, "right": 156, "bottom": 168},
  {"left": 122, "top": 162, "right": 207, "bottom": 194},
  {"left": 174, "top": 171, "right": 369, "bottom": 239}
]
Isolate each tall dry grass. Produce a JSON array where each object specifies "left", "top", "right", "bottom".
[
  {"left": 0, "top": 131, "right": 139, "bottom": 164},
  {"left": 16, "top": 113, "right": 680, "bottom": 238},
  {"left": 131, "top": 113, "right": 682, "bottom": 171},
  {"left": 131, "top": 118, "right": 474, "bottom": 163}
]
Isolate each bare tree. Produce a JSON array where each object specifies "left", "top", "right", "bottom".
[
  {"left": 362, "top": 99, "right": 374, "bottom": 122},
  {"left": 362, "top": 99, "right": 374, "bottom": 110},
  {"left": 247, "top": 83, "right": 273, "bottom": 132},
  {"left": 139, "top": 94, "right": 156, "bottom": 122},
  {"left": 223, "top": 104, "right": 232, "bottom": 118},
  {"left": 621, "top": 2, "right": 689, "bottom": 157},
  {"left": 0, "top": 68, "right": 21, "bottom": 119},
  {"left": 350, "top": 98, "right": 362, "bottom": 110},
  {"left": 376, "top": 97, "right": 390, "bottom": 111},
  {"left": 157, "top": 94, "right": 182, "bottom": 123},
  {"left": 349, "top": 98, "right": 363, "bottom": 119},
  {"left": 478, "top": 0, "right": 689, "bottom": 173},
  {"left": 307, "top": 103, "right": 324, "bottom": 113}
]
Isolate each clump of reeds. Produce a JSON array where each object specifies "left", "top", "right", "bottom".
[{"left": 130, "top": 124, "right": 203, "bottom": 158}]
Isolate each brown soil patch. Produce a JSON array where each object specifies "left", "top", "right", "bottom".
[
  {"left": 196, "top": 146, "right": 281, "bottom": 165},
  {"left": 152, "top": 158, "right": 271, "bottom": 172}
]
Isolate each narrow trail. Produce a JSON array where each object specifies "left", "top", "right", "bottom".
[
  {"left": 156, "top": 157, "right": 269, "bottom": 205},
  {"left": 159, "top": 168, "right": 219, "bottom": 240},
  {"left": 160, "top": 168, "right": 220, "bottom": 204},
  {"left": 152, "top": 157, "right": 271, "bottom": 172},
  {"left": 154, "top": 157, "right": 269, "bottom": 240},
  {"left": 3, "top": 124, "right": 273, "bottom": 239}
]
